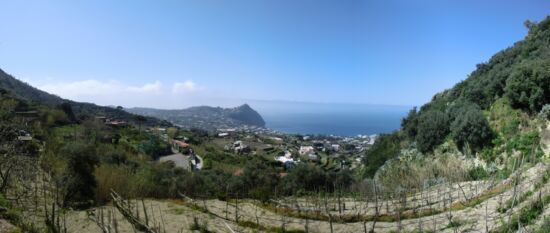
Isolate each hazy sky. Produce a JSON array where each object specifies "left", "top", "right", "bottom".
[{"left": 1, "top": 0, "right": 549, "bottom": 109}]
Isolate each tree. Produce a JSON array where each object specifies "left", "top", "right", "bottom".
[
  {"left": 450, "top": 105, "right": 493, "bottom": 152},
  {"left": 504, "top": 61, "right": 550, "bottom": 113},
  {"left": 401, "top": 107, "right": 418, "bottom": 139},
  {"left": 134, "top": 115, "right": 147, "bottom": 132},
  {"left": 361, "top": 133, "right": 401, "bottom": 178},
  {"left": 447, "top": 100, "right": 479, "bottom": 122},
  {"left": 59, "top": 142, "right": 99, "bottom": 208},
  {"left": 166, "top": 127, "right": 178, "bottom": 139},
  {"left": 59, "top": 102, "right": 77, "bottom": 123},
  {"left": 416, "top": 110, "right": 450, "bottom": 153},
  {"left": 283, "top": 163, "right": 327, "bottom": 194},
  {"left": 524, "top": 20, "right": 536, "bottom": 30}
]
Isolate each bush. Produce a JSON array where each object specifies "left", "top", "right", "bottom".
[
  {"left": 139, "top": 135, "right": 172, "bottom": 160},
  {"left": 450, "top": 104, "right": 493, "bottom": 152},
  {"left": 468, "top": 166, "right": 489, "bottom": 180},
  {"left": 59, "top": 142, "right": 99, "bottom": 208},
  {"left": 361, "top": 132, "right": 402, "bottom": 178},
  {"left": 504, "top": 61, "right": 550, "bottom": 113},
  {"left": 539, "top": 104, "right": 550, "bottom": 120},
  {"left": 416, "top": 110, "right": 450, "bottom": 153},
  {"left": 401, "top": 107, "right": 418, "bottom": 139}
]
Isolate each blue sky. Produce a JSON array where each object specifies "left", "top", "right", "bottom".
[{"left": 0, "top": 0, "right": 549, "bottom": 109}]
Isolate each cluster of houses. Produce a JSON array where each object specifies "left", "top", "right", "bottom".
[{"left": 148, "top": 123, "right": 377, "bottom": 172}]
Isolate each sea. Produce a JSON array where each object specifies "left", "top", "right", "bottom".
[{"left": 251, "top": 101, "right": 411, "bottom": 137}]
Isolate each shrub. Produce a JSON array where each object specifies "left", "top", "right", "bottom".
[
  {"left": 416, "top": 110, "right": 450, "bottom": 153},
  {"left": 361, "top": 132, "right": 402, "bottom": 178},
  {"left": 468, "top": 166, "right": 489, "bottom": 180},
  {"left": 504, "top": 61, "right": 550, "bottom": 113},
  {"left": 538, "top": 104, "right": 550, "bottom": 120},
  {"left": 59, "top": 142, "right": 99, "bottom": 208},
  {"left": 450, "top": 104, "right": 493, "bottom": 152},
  {"left": 401, "top": 107, "right": 418, "bottom": 139}
]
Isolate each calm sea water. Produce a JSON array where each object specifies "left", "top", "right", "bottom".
[{"left": 254, "top": 102, "right": 410, "bottom": 136}]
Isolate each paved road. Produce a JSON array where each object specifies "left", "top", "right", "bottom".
[
  {"left": 159, "top": 153, "right": 191, "bottom": 170},
  {"left": 159, "top": 145, "right": 202, "bottom": 171}
]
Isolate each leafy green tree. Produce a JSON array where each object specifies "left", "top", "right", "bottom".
[
  {"left": 401, "top": 107, "right": 418, "bottom": 139},
  {"left": 59, "top": 102, "right": 77, "bottom": 123},
  {"left": 450, "top": 105, "right": 493, "bottom": 152},
  {"left": 283, "top": 163, "right": 327, "bottom": 194},
  {"left": 446, "top": 100, "right": 480, "bottom": 122},
  {"left": 134, "top": 115, "right": 147, "bottom": 132},
  {"left": 504, "top": 61, "right": 550, "bottom": 113},
  {"left": 416, "top": 110, "right": 450, "bottom": 153},
  {"left": 59, "top": 142, "right": 99, "bottom": 208},
  {"left": 361, "top": 132, "right": 401, "bottom": 178},
  {"left": 140, "top": 136, "right": 171, "bottom": 160},
  {"left": 166, "top": 127, "right": 178, "bottom": 139}
]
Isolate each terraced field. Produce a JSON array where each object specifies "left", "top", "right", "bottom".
[{"left": 61, "top": 160, "right": 550, "bottom": 233}]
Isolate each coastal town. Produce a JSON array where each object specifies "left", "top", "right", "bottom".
[{"left": 147, "top": 123, "right": 378, "bottom": 173}]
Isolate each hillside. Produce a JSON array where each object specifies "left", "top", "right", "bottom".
[
  {"left": 0, "top": 69, "right": 171, "bottom": 126},
  {"left": 127, "top": 104, "right": 266, "bottom": 130},
  {"left": 2, "top": 14, "right": 550, "bottom": 233},
  {"left": 359, "top": 16, "right": 550, "bottom": 179}
]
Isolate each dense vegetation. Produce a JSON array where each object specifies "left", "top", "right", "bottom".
[{"left": 361, "top": 16, "right": 550, "bottom": 180}]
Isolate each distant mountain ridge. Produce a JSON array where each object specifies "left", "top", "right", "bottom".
[
  {"left": 127, "top": 104, "right": 266, "bottom": 130},
  {"left": 0, "top": 68, "right": 171, "bottom": 126}
]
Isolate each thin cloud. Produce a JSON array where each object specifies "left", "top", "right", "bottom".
[
  {"left": 172, "top": 80, "right": 203, "bottom": 93},
  {"left": 37, "top": 79, "right": 164, "bottom": 99},
  {"left": 127, "top": 81, "right": 162, "bottom": 93},
  {"left": 39, "top": 79, "right": 121, "bottom": 97},
  {"left": 30, "top": 78, "right": 207, "bottom": 107}
]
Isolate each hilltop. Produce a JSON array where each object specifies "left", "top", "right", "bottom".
[
  {"left": 126, "top": 104, "right": 266, "bottom": 131},
  {"left": 0, "top": 69, "right": 171, "bottom": 126}
]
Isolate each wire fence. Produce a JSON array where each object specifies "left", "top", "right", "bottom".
[
  {"left": 79, "top": 162, "right": 550, "bottom": 233},
  {"left": 175, "top": 162, "right": 550, "bottom": 232}
]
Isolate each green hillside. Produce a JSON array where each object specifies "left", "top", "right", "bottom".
[
  {"left": 362, "top": 16, "right": 550, "bottom": 179},
  {"left": 0, "top": 69, "right": 171, "bottom": 127}
]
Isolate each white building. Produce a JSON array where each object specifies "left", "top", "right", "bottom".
[{"left": 299, "top": 146, "right": 315, "bottom": 155}]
